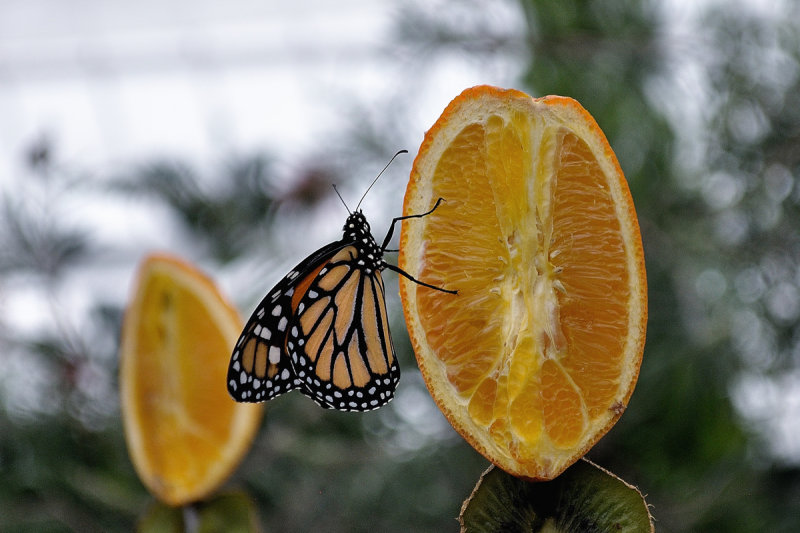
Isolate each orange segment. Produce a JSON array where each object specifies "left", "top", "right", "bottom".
[
  {"left": 120, "top": 253, "right": 263, "bottom": 506},
  {"left": 400, "top": 86, "right": 646, "bottom": 480}
]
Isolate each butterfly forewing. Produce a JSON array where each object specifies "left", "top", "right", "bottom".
[
  {"left": 287, "top": 245, "right": 400, "bottom": 411},
  {"left": 227, "top": 241, "right": 347, "bottom": 403}
]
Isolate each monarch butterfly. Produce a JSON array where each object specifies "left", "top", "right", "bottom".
[{"left": 227, "top": 151, "right": 456, "bottom": 411}]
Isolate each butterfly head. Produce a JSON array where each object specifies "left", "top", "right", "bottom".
[{"left": 343, "top": 210, "right": 372, "bottom": 241}]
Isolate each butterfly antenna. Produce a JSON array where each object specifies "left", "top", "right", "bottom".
[
  {"left": 355, "top": 149, "right": 408, "bottom": 211},
  {"left": 332, "top": 184, "right": 351, "bottom": 214}
]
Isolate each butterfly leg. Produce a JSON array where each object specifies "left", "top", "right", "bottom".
[
  {"left": 384, "top": 263, "right": 458, "bottom": 295},
  {"left": 380, "top": 197, "right": 445, "bottom": 251}
]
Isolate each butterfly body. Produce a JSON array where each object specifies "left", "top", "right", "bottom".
[{"left": 228, "top": 211, "right": 400, "bottom": 411}]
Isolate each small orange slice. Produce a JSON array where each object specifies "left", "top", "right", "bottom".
[
  {"left": 120, "top": 253, "right": 263, "bottom": 506},
  {"left": 399, "top": 86, "right": 647, "bottom": 480}
]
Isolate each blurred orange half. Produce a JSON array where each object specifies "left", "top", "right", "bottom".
[{"left": 120, "top": 253, "right": 263, "bottom": 505}]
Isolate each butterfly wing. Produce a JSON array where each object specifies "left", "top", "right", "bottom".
[
  {"left": 227, "top": 240, "right": 348, "bottom": 402},
  {"left": 286, "top": 245, "right": 399, "bottom": 411}
]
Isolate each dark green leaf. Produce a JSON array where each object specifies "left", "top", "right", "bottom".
[{"left": 460, "top": 460, "right": 653, "bottom": 533}]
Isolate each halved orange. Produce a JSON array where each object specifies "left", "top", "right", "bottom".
[
  {"left": 399, "top": 86, "right": 647, "bottom": 480},
  {"left": 120, "top": 253, "right": 263, "bottom": 506}
]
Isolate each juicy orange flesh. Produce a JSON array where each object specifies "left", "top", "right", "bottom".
[
  {"left": 134, "top": 270, "right": 239, "bottom": 488},
  {"left": 416, "top": 113, "right": 630, "bottom": 453}
]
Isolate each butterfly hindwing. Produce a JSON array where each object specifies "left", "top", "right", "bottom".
[
  {"left": 286, "top": 244, "right": 399, "bottom": 411},
  {"left": 227, "top": 241, "right": 348, "bottom": 403}
]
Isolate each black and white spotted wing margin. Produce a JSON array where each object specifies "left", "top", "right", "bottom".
[{"left": 227, "top": 211, "right": 400, "bottom": 411}]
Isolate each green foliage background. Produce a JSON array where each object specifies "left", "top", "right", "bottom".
[{"left": 2, "top": 1, "right": 800, "bottom": 531}]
